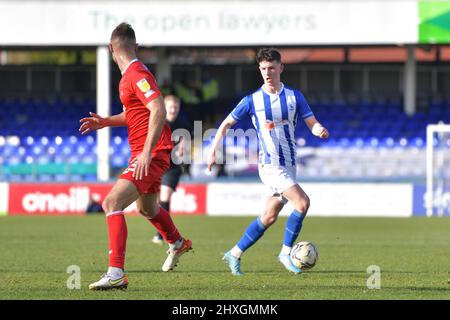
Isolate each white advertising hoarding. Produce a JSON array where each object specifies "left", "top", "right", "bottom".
[
  {"left": 0, "top": 0, "right": 418, "bottom": 46},
  {"left": 207, "top": 183, "right": 268, "bottom": 216},
  {"left": 0, "top": 183, "right": 8, "bottom": 216},
  {"left": 207, "top": 183, "right": 413, "bottom": 217}
]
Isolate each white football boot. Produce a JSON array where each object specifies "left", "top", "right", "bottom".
[
  {"left": 162, "top": 239, "right": 193, "bottom": 272},
  {"left": 88, "top": 273, "right": 128, "bottom": 290}
]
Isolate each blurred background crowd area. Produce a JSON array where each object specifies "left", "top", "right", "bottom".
[{"left": 1, "top": 46, "right": 450, "bottom": 182}]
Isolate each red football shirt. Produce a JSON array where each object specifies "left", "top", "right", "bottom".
[{"left": 119, "top": 60, "right": 172, "bottom": 160}]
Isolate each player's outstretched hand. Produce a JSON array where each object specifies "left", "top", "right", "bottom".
[
  {"left": 79, "top": 112, "right": 106, "bottom": 135},
  {"left": 207, "top": 151, "right": 216, "bottom": 172}
]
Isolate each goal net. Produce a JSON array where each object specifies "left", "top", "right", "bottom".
[{"left": 426, "top": 123, "right": 450, "bottom": 216}]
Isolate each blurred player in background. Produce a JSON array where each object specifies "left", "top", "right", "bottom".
[
  {"left": 152, "top": 95, "right": 192, "bottom": 245},
  {"left": 86, "top": 194, "right": 104, "bottom": 214},
  {"left": 208, "top": 48, "right": 329, "bottom": 276},
  {"left": 79, "top": 23, "right": 192, "bottom": 290}
]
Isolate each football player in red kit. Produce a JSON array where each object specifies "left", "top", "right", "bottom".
[{"left": 79, "top": 23, "right": 192, "bottom": 290}]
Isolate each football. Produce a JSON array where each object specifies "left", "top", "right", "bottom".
[{"left": 290, "top": 241, "right": 319, "bottom": 270}]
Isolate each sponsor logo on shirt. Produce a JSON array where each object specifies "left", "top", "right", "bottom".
[
  {"left": 136, "top": 78, "right": 151, "bottom": 93},
  {"left": 264, "top": 119, "right": 289, "bottom": 130}
]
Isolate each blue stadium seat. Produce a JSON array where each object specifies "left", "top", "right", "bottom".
[
  {"left": 70, "top": 174, "right": 84, "bottom": 182},
  {"left": 76, "top": 145, "right": 87, "bottom": 155},
  {"left": 36, "top": 155, "right": 51, "bottom": 165},
  {"left": 9, "top": 174, "right": 24, "bottom": 182},
  {"left": 380, "top": 137, "right": 396, "bottom": 148},
  {"left": 55, "top": 174, "right": 68, "bottom": 182},
  {"left": 410, "top": 137, "right": 425, "bottom": 148},
  {"left": 68, "top": 155, "right": 81, "bottom": 164},
  {"left": 3, "top": 95, "right": 450, "bottom": 181},
  {"left": 82, "top": 155, "right": 96, "bottom": 164},
  {"left": 112, "top": 155, "right": 127, "bottom": 167},
  {"left": 84, "top": 174, "right": 97, "bottom": 182},
  {"left": 6, "top": 155, "right": 21, "bottom": 165},
  {"left": 32, "top": 146, "right": 43, "bottom": 156},
  {"left": 38, "top": 174, "right": 53, "bottom": 182}
]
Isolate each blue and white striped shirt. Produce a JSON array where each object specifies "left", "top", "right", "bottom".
[{"left": 230, "top": 83, "right": 314, "bottom": 166}]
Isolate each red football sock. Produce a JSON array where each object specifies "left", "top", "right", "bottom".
[
  {"left": 106, "top": 211, "right": 127, "bottom": 270},
  {"left": 147, "top": 206, "right": 181, "bottom": 244}
]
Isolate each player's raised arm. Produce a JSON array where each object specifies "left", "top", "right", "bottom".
[
  {"left": 79, "top": 111, "right": 126, "bottom": 135},
  {"left": 207, "top": 114, "right": 237, "bottom": 171},
  {"left": 304, "top": 115, "right": 329, "bottom": 139}
]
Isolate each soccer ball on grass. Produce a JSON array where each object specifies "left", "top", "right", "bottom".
[{"left": 290, "top": 241, "right": 319, "bottom": 270}]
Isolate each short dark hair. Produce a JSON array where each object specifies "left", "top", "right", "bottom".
[
  {"left": 110, "top": 22, "right": 136, "bottom": 45},
  {"left": 256, "top": 48, "right": 282, "bottom": 64}
]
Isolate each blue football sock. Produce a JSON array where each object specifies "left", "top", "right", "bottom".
[
  {"left": 283, "top": 210, "right": 305, "bottom": 247},
  {"left": 236, "top": 217, "right": 267, "bottom": 252}
]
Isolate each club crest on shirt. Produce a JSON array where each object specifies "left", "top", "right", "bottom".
[
  {"left": 136, "top": 78, "right": 151, "bottom": 93},
  {"left": 264, "top": 120, "right": 275, "bottom": 130}
]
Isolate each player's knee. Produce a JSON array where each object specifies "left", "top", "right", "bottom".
[
  {"left": 261, "top": 212, "right": 278, "bottom": 227},
  {"left": 102, "top": 195, "right": 121, "bottom": 213},
  {"left": 294, "top": 196, "right": 310, "bottom": 214},
  {"left": 139, "top": 209, "right": 149, "bottom": 217},
  {"left": 138, "top": 206, "right": 158, "bottom": 218},
  {"left": 261, "top": 214, "right": 277, "bottom": 228},
  {"left": 266, "top": 215, "right": 278, "bottom": 226}
]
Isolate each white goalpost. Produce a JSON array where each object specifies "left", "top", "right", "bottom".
[{"left": 426, "top": 123, "right": 450, "bottom": 217}]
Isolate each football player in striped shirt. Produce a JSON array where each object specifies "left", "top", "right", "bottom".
[{"left": 208, "top": 48, "right": 329, "bottom": 275}]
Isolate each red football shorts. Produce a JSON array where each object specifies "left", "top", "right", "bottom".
[{"left": 120, "top": 150, "right": 171, "bottom": 194}]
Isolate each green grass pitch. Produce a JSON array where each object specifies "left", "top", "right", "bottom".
[{"left": 0, "top": 215, "right": 449, "bottom": 300}]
